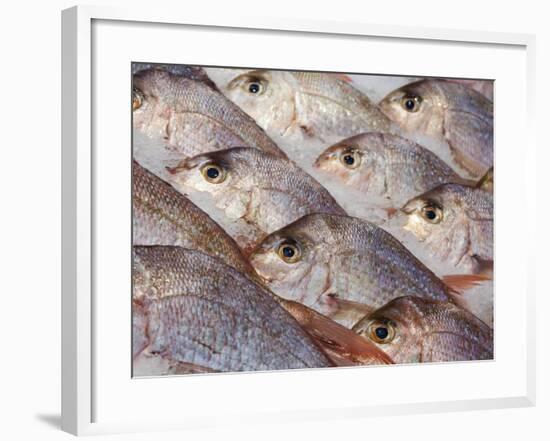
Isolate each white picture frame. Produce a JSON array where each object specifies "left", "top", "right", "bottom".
[{"left": 61, "top": 5, "right": 536, "bottom": 436}]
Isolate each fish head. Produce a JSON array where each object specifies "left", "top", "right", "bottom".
[
  {"left": 399, "top": 184, "right": 461, "bottom": 242},
  {"left": 132, "top": 68, "right": 174, "bottom": 127},
  {"left": 209, "top": 69, "right": 297, "bottom": 138},
  {"left": 379, "top": 80, "right": 446, "bottom": 136},
  {"left": 352, "top": 296, "right": 429, "bottom": 363},
  {"left": 168, "top": 148, "right": 256, "bottom": 220},
  {"left": 249, "top": 214, "right": 336, "bottom": 301},
  {"left": 314, "top": 134, "right": 381, "bottom": 188}
]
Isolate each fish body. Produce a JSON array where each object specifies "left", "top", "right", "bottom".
[
  {"left": 205, "top": 69, "right": 393, "bottom": 148},
  {"left": 400, "top": 183, "right": 493, "bottom": 273},
  {"left": 314, "top": 132, "right": 467, "bottom": 209},
  {"left": 249, "top": 213, "right": 451, "bottom": 327},
  {"left": 132, "top": 161, "right": 253, "bottom": 274},
  {"left": 133, "top": 246, "right": 332, "bottom": 374},
  {"left": 379, "top": 79, "right": 493, "bottom": 178},
  {"left": 132, "top": 68, "right": 285, "bottom": 164},
  {"left": 352, "top": 296, "right": 493, "bottom": 363},
  {"left": 168, "top": 147, "right": 346, "bottom": 250}
]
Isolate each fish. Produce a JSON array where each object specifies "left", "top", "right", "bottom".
[
  {"left": 379, "top": 79, "right": 493, "bottom": 178},
  {"left": 132, "top": 246, "right": 331, "bottom": 374},
  {"left": 132, "top": 160, "right": 254, "bottom": 275},
  {"left": 399, "top": 183, "right": 493, "bottom": 274},
  {"left": 132, "top": 68, "right": 286, "bottom": 178},
  {"left": 132, "top": 246, "right": 392, "bottom": 374},
  {"left": 205, "top": 68, "right": 393, "bottom": 150},
  {"left": 248, "top": 213, "right": 454, "bottom": 328},
  {"left": 314, "top": 132, "right": 469, "bottom": 210},
  {"left": 352, "top": 296, "right": 493, "bottom": 363},
  {"left": 167, "top": 147, "right": 346, "bottom": 251}
]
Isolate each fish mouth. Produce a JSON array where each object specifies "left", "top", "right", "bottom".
[
  {"left": 165, "top": 156, "right": 208, "bottom": 175},
  {"left": 314, "top": 153, "right": 333, "bottom": 168}
]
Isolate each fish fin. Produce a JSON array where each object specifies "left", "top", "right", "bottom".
[
  {"left": 334, "top": 73, "right": 353, "bottom": 83},
  {"left": 443, "top": 274, "right": 491, "bottom": 295},
  {"left": 444, "top": 110, "right": 493, "bottom": 177},
  {"left": 279, "top": 299, "right": 393, "bottom": 366}
]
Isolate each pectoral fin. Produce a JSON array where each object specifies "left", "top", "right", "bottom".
[{"left": 279, "top": 299, "right": 393, "bottom": 366}]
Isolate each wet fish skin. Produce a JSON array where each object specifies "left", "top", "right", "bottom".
[
  {"left": 132, "top": 161, "right": 254, "bottom": 275},
  {"left": 400, "top": 183, "right": 493, "bottom": 273},
  {"left": 249, "top": 213, "right": 451, "bottom": 328},
  {"left": 132, "top": 68, "right": 285, "bottom": 159},
  {"left": 379, "top": 79, "right": 493, "bottom": 178},
  {"left": 133, "top": 246, "right": 332, "bottom": 374},
  {"left": 168, "top": 147, "right": 346, "bottom": 250},
  {"left": 314, "top": 132, "right": 468, "bottom": 209},
  {"left": 205, "top": 68, "right": 393, "bottom": 147},
  {"left": 352, "top": 296, "right": 493, "bottom": 363}
]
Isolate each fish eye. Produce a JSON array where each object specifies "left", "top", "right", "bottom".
[
  {"left": 367, "top": 319, "right": 396, "bottom": 344},
  {"left": 277, "top": 240, "right": 302, "bottom": 263},
  {"left": 400, "top": 94, "right": 422, "bottom": 113},
  {"left": 339, "top": 148, "right": 361, "bottom": 169},
  {"left": 421, "top": 203, "right": 443, "bottom": 224},
  {"left": 245, "top": 78, "right": 266, "bottom": 95},
  {"left": 132, "top": 88, "right": 143, "bottom": 111},
  {"left": 200, "top": 163, "right": 226, "bottom": 184}
]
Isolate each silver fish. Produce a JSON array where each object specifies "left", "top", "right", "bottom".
[
  {"left": 205, "top": 68, "right": 393, "bottom": 148},
  {"left": 352, "top": 296, "right": 493, "bottom": 363},
  {"left": 314, "top": 132, "right": 468, "bottom": 210},
  {"left": 399, "top": 183, "right": 493, "bottom": 273},
  {"left": 249, "top": 213, "right": 452, "bottom": 328},
  {"left": 168, "top": 147, "right": 346, "bottom": 251},
  {"left": 379, "top": 79, "right": 493, "bottom": 178}
]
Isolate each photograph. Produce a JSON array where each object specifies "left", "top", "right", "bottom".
[{"left": 131, "top": 62, "right": 494, "bottom": 377}]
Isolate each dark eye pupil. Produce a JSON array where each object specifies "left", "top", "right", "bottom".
[
  {"left": 343, "top": 154, "right": 355, "bottom": 165},
  {"left": 425, "top": 210, "right": 436, "bottom": 220},
  {"left": 405, "top": 99, "right": 415, "bottom": 110},
  {"left": 248, "top": 83, "right": 260, "bottom": 93},
  {"left": 282, "top": 246, "right": 295, "bottom": 258},
  {"left": 375, "top": 327, "right": 389, "bottom": 340},
  {"left": 206, "top": 167, "right": 219, "bottom": 179}
]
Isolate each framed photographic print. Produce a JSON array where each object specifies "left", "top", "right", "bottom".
[{"left": 62, "top": 5, "right": 536, "bottom": 435}]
